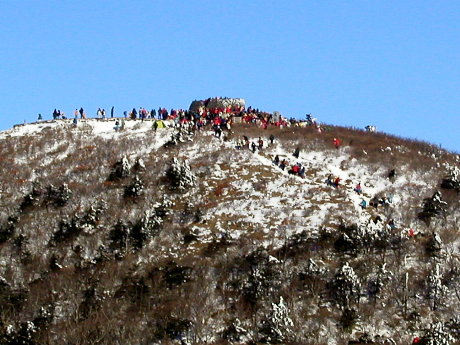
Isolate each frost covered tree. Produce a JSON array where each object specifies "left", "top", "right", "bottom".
[
  {"left": 426, "top": 231, "right": 443, "bottom": 256},
  {"left": 441, "top": 166, "right": 460, "bottom": 191},
  {"left": 163, "top": 128, "right": 194, "bottom": 148},
  {"left": 123, "top": 176, "right": 144, "bottom": 198},
  {"left": 298, "top": 258, "right": 327, "bottom": 296},
  {"left": 0, "top": 215, "right": 19, "bottom": 244},
  {"left": 419, "top": 322, "right": 454, "bottom": 345},
  {"left": 426, "top": 264, "right": 449, "bottom": 310},
  {"left": 20, "top": 182, "right": 43, "bottom": 211},
  {"left": 241, "top": 248, "right": 281, "bottom": 306},
  {"left": 367, "top": 263, "right": 392, "bottom": 300},
  {"left": 109, "top": 220, "right": 130, "bottom": 255},
  {"left": 132, "top": 158, "right": 145, "bottom": 172},
  {"left": 109, "top": 155, "right": 131, "bottom": 181},
  {"left": 45, "top": 183, "right": 73, "bottom": 207},
  {"left": 418, "top": 191, "right": 447, "bottom": 225},
  {"left": 329, "top": 262, "right": 361, "bottom": 307},
  {"left": 222, "top": 318, "right": 247, "bottom": 342},
  {"left": 259, "top": 297, "right": 293, "bottom": 343},
  {"left": 130, "top": 209, "right": 163, "bottom": 250},
  {"left": 165, "top": 158, "right": 196, "bottom": 191}
]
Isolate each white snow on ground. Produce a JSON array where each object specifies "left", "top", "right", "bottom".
[{"left": 0, "top": 119, "right": 442, "bottom": 249}]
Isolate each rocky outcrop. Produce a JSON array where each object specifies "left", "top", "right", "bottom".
[{"left": 189, "top": 97, "right": 245, "bottom": 112}]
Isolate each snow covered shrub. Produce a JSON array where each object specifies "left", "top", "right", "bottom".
[
  {"left": 123, "top": 176, "right": 144, "bottom": 198},
  {"left": 130, "top": 210, "right": 162, "bottom": 250},
  {"left": 240, "top": 248, "right": 281, "bottom": 306},
  {"left": 81, "top": 200, "right": 106, "bottom": 227},
  {"left": 165, "top": 158, "right": 196, "bottom": 191},
  {"left": 153, "top": 195, "right": 174, "bottom": 218},
  {"left": 0, "top": 278, "right": 28, "bottom": 318},
  {"left": 441, "top": 166, "right": 460, "bottom": 191},
  {"left": 45, "top": 183, "right": 73, "bottom": 207},
  {"left": 258, "top": 297, "right": 293, "bottom": 343},
  {"left": 335, "top": 219, "right": 392, "bottom": 254},
  {"left": 426, "top": 264, "right": 449, "bottom": 311},
  {"left": 329, "top": 262, "right": 361, "bottom": 307},
  {"left": 79, "top": 284, "right": 105, "bottom": 320},
  {"left": 280, "top": 229, "right": 313, "bottom": 258},
  {"left": 20, "top": 182, "right": 43, "bottom": 211},
  {"left": 51, "top": 216, "right": 81, "bottom": 244},
  {"left": 0, "top": 321, "right": 37, "bottom": 345},
  {"left": 109, "top": 220, "right": 130, "bottom": 254},
  {"left": 151, "top": 317, "right": 193, "bottom": 344},
  {"left": 132, "top": 158, "right": 145, "bottom": 173},
  {"left": 221, "top": 318, "right": 247, "bottom": 342},
  {"left": 339, "top": 306, "right": 359, "bottom": 332},
  {"left": 366, "top": 263, "right": 392, "bottom": 300},
  {"left": 163, "top": 128, "right": 194, "bottom": 148},
  {"left": 418, "top": 191, "right": 447, "bottom": 225},
  {"left": 426, "top": 232, "right": 443, "bottom": 256},
  {"left": 51, "top": 201, "right": 106, "bottom": 244},
  {"left": 298, "top": 258, "right": 328, "bottom": 295},
  {"left": 162, "top": 261, "right": 192, "bottom": 289},
  {"left": 108, "top": 155, "right": 131, "bottom": 181},
  {"left": 446, "top": 317, "right": 460, "bottom": 341},
  {"left": 0, "top": 215, "right": 18, "bottom": 244},
  {"left": 32, "top": 304, "right": 55, "bottom": 331},
  {"left": 419, "top": 322, "right": 454, "bottom": 345}
]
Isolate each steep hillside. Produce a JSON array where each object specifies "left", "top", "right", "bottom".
[{"left": 0, "top": 118, "right": 459, "bottom": 345}]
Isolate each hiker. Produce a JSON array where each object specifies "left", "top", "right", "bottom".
[
  {"left": 299, "top": 166, "right": 306, "bottom": 178},
  {"left": 354, "top": 183, "right": 362, "bottom": 194},
  {"left": 251, "top": 142, "right": 257, "bottom": 153},
  {"left": 388, "top": 169, "right": 396, "bottom": 181},
  {"left": 269, "top": 134, "right": 275, "bottom": 145},
  {"left": 235, "top": 140, "right": 242, "bottom": 150},
  {"left": 38, "top": 114, "right": 42, "bottom": 121},
  {"left": 388, "top": 219, "right": 396, "bottom": 230},
  {"left": 333, "top": 138, "right": 341, "bottom": 149},
  {"left": 273, "top": 155, "right": 280, "bottom": 166},
  {"left": 258, "top": 137, "right": 263, "bottom": 150},
  {"left": 379, "top": 196, "right": 390, "bottom": 206},
  {"left": 74, "top": 109, "right": 79, "bottom": 118},
  {"left": 214, "top": 125, "right": 222, "bottom": 138},
  {"left": 334, "top": 177, "right": 341, "bottom": 188},
  {"left": 293, "top": 147, "right": 300, "bottom": 158},
  {"left": 72, "top": 117, "right": 78, "bottom": 127},
  {"left": 369, "top": 196, "right": 379, "bottom": 209},
  {"left": 290, "top": 164, "right": 300, "bottom": 175},
  {"left": 114, "top": 120, "right": 120, "bottom": 131},
  {"left": 97, "top": 108, "right": 102, "bottom": 118},
  {"left": 373, "top": 215, "right": 382, "bottom": 224},
  {"left": 279, "top": 159, "right": 287, "bottom": 171},
  {"left": 325, "top": 174, "right": 334, "bottom": 186},
  {"left": 102, "top": 109, "right": 106, "bottom": 119},
  {"left": 153, "top": 121, "right": 158, "bottom": 132},
  {"left": 243, "top": 136, "right": 249, "bottom": 149},
  {"left": 79, "top": 107, "right": 84, "bottom": 118},
  {"left": 359, "top": 199, "right": 367, "bottom": 209}
]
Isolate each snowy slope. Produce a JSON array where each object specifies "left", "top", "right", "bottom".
[{"left": 0, "top": 118, "right": 459, "bottom": 345}]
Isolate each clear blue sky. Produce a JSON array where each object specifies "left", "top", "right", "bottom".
[{"left": 1, "top": 1, "right": 459, "bottom": 152}]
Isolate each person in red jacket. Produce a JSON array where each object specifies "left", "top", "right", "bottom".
[
  {"left": 333, "top": 137, "right": 341, "bottom": 149},
  {"left": 334, "top": 177, "right": 341, "bottom": 187}
]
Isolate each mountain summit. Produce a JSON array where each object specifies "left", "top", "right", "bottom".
[{"left": 0, "top": 115, "right": 459, "bottom": 345}]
